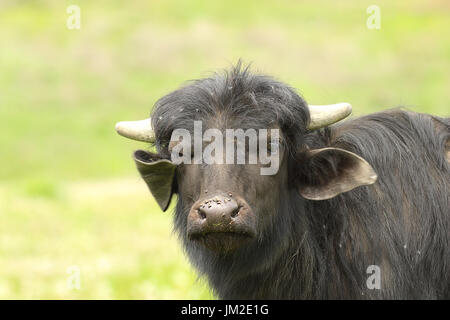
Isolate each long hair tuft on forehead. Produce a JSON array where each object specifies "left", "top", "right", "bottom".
[{"left": 151, "top": 61, "right": 310, "bottom": 155}]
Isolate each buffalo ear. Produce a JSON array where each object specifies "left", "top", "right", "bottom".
[
  {"left": 134, "top": 150, "right": 177, "bottom": 211},
  {"left": 298, "top": 147, "right": 377, "bottom": 200}
]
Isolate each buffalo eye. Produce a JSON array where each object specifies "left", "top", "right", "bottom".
[{"left": 168, "top": 140, "right": 193, "bottom": 161}]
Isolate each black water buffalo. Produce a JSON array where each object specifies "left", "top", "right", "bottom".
[{"left": 116, "top": 64, "right": 450, "bottom": 299}]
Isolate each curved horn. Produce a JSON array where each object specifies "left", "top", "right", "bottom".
[
  {"left": 307, "top": 103, "right": 352, "bottom": 130},
  {"left": 115, "top": 118, "right": 155, "bottom": 143}
]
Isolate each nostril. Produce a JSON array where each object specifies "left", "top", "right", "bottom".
[
  {"left": 231, "top": 206, "right": 240, "bottom": 218},
  {"left": 198, "top": 209, "right": 206, "bottom": 220}
]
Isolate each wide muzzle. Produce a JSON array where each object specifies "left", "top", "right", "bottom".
[{"left": 186, "top": 193, "right": 257, "bottom": 253}]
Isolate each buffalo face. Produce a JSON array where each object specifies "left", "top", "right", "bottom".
[{"left": 117, "top": 67, "right": 377, "bottom": 255}]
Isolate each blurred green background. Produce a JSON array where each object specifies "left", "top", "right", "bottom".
[{"left": 0, "top": 0, "right": 448, "bottom": 299}]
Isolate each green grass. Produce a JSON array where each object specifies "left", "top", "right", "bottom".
[
  {"left": 0, "top": 0, "right": 448, "bottom": 299},
  {"left": 0, "top": 179, "right": 213, "bottom": 299}
]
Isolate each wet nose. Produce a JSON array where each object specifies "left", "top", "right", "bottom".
[
  {"left": 187, "top": 193, "right": 257, "bottom": 249},
  {"left": 196, "top": 195, "right": 240, "bottom": 224}
]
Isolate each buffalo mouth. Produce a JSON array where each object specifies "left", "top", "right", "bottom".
[{"left": 188, "top": 231, "right": 255, "bottom": 253}]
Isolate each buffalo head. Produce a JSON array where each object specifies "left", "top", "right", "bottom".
[{"left": 115, "top": 67, "right": 377, "bottom": 254}]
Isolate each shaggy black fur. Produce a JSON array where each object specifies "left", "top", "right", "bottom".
[{"left": 149, "top": 63, "right": 450, "bottom": 299}]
